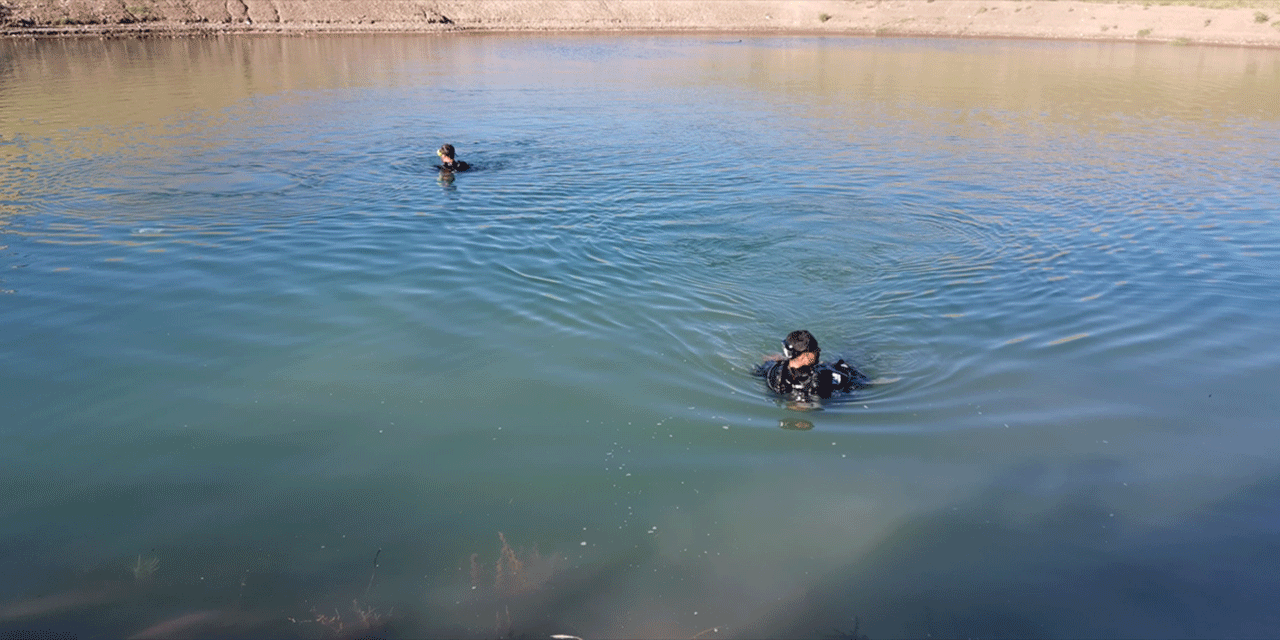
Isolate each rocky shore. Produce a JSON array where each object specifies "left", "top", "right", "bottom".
[{"left": 3, "top": 0, "right": 1280, "bottom": 47}]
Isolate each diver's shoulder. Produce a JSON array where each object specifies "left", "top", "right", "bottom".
[{"left": 435, "top": 160, "right": 472, "bottom": 172}]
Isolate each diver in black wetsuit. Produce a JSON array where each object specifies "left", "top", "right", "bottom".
[
  {"left": 436, "top": 144, "right": 471, "bottom": 172},
  {"left": 756, "top": 330, "right": 866, "bottom": 402}
]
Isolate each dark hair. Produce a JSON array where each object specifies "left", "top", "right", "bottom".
[
  {"left": 439, "top": 144, "right": 456, "bottom": 159},
  {"left": 784, "top": 330, "right": 819, "bottom": 356}
]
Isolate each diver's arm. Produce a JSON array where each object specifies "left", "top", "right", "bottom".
[
  {"left": 753, "top": 359, "right": 781, "bottom": 377},
  {"left": 831, "top": 359, "right": 868, "bottom": 390}
]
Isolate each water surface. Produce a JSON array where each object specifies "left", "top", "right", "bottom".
[{"left": 2, "top": 34, "right": 1279, "bottom": 638}]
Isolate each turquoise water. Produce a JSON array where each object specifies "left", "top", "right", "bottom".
[{"left": 2, "top": 34, "right": 1279, "bottom": 638}]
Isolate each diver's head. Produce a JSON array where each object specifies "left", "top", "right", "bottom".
[
  {"left": 437, "top": 144, "right": 457, "bottom": 163},
  {"left": 782, "top": 330, "right": 820, "bottom": 368}
]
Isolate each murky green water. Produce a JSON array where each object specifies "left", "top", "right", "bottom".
[{"left": 2, "top": 34, "right": 1279, "bottom": 638}]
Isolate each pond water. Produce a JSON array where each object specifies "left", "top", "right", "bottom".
[{"left": 2, "top": 33, "right": 1279, "bottom": 639}]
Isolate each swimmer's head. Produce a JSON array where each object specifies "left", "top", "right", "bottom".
[
  {"left": 437, "top": 144, "right": 457, "bottom": 160},
  {"left": 782, "top": 330, "right": 819, "bottom": 359}
]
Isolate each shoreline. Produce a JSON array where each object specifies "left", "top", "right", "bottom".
[{"left": 4, "top": 1, "right": 1280, "bottom": 48}]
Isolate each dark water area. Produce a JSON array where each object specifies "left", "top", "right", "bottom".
[{"left": 1, "top": 34, "right": 1279, "bottom": 638}]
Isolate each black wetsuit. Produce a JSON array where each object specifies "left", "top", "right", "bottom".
[
  {"left": 757, "top": 359, "right": 867, "bottom": 401},
  {"left": 437, "top": 160, "right": 471, "bottom": 172}
]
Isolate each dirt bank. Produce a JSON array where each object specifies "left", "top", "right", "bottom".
[{"left": 4, "top": 0, "right": 1280, "bottom": 47}]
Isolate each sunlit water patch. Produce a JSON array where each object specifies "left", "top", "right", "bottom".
[{"left": 1, "top": 34, "right": 1279, "bottom": 639}]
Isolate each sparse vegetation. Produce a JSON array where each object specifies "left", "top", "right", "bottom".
[
  {"left": 288, "top": 599, "right": 389, "bottom": 636},
  {"left": 480, "top": 532, "right": 561, "bottom": 599},
  {"left": 287, "top": 548, "right": 393, "bottom": 637},
  {"left": 7, "top": 0, "right": 1280, "bottom": 35},
  {"left": 1138, "top": 27, "right": 1153, "bottom": 35},
  {"left": 122, "top": 6, "right": 159, "bottom": 23},
  {"left": 1172, "top": 36, "right": 1192, "bottom": 43},
  {"left": 829, "top": 618, "right": 872, "bottom": 640},
  {"left": 462, "top": 532, "right": 566, "bottom": 638}
]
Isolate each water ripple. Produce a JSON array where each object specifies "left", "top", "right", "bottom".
[{"left": 3, "top": 35, "right": 1280, "bottom": 638}]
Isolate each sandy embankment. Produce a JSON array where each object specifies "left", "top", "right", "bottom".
[{"left": 3, "top": 0, "right": 1280, "bottom": 47}]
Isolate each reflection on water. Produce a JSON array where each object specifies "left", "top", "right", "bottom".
[
  {"left": 1, "top": 34, "right": 1279, "bottom": 638},
  {"left": 778, "top": 418, "right": 815, "bottom": 431}
]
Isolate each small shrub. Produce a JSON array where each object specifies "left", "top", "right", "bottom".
[
  {"left": 1254, "top": 11, "right": 1269, "bottom": 23},
  {"left": 818, "top": 13, "right": 831, "bottom": 22},
  {"left": 1204, "top": 18, "right": 1212, "bottom": 26},
  {"left": 1172, "top": 37, "right": 1191, "bottom": 46},
  {"left": 1137, "top": 28, "right": 1152, "bottom": 37}
]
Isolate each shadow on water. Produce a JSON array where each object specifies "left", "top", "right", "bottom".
[{"left": 5, "top": 468, "right": 1280, "bottom": 638}]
